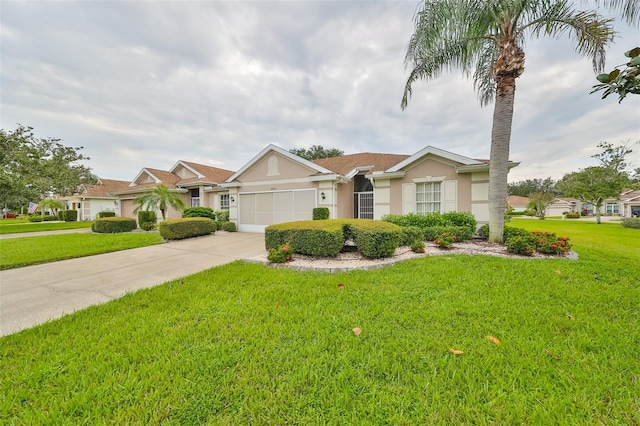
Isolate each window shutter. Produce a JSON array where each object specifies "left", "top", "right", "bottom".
[
  {"left": 442, "top": 180, "right": 457, "bottom": 212},
  {"left": 402, "top": 183, "right": 415, "bottom": 214}
]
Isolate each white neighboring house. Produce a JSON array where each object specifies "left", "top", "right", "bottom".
[
  {"left": 63, "top": 179, "right": 131, "bottom": 221},
  {"left": 546, "top": 189, "right": 640, "bottom": 217}
]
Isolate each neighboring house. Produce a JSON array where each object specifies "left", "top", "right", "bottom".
[
  {"left": 110, "top": 161, "right": 235, "bottom": 220},
  {"left": 223, "top": 144, "right": 519, "bottom": 232},
  {"left": 546, "top": 189, "right": 640, "bottom": 217},
  {"left": 63, "top": 178, "right": 131, "bottom": 221},
  {"left": 506, "top": 195, "right": 530, "bottom": 212}
]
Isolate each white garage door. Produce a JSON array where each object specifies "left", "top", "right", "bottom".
[{"left": 238, "top": 189, "right": 316, "bottom": 232}]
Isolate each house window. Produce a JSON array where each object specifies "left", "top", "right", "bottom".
[
  {"left": 220, "top": 194, "right": 230, "bottom": 210},
  {"left": 416, "top": 182, "right": 441, "bottom": 214},
  {"left": 190, "top": 189, "right": 200, "bottom": 207},
  {"left": 606, "top": 203, "right": 620, "bottom": 214}
]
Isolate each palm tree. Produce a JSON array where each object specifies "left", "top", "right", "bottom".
[
  {"left": 401, "top": 0, "right": 627, "bottom": 243},
  {"left": 38, "top": 199, "right": 64, "bottom": 216},
  {"left": 133, "top": 184, "right": 186, "bottom": 221}
]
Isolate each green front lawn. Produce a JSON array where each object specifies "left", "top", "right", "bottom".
[
  {"left": 1, "top": 221, "right": 638, "bottom": 423},
  {"left": 0, "top": 233, "right": 164, "bottom": 269},
  {"left": 0, "top": 220, "right": 93, "bottom": 234}
]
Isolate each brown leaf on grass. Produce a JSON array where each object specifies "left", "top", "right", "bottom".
[
  {"left": 566, "top": 313, "right": 575, "bottom": 320},
  {"left": 485, "top": 335, "right": 501, "bottom": 346},
  {"left": 352, "top": 327, "right": 361, "bottom": 336},
  {"left": 337, "top": 283, "right": 345, "bottom": 289},
  {"left": 449, "top": 348, "right": 464, "bottom": 355},
  {"left": 554, "top": 270, "right": 562, "bottom": 275},
  {"left": 276, "top": 302, "right": 281, "bottom": 309},
  {"left": 545, "top": 349, "right": 560, "bottom": 360}
]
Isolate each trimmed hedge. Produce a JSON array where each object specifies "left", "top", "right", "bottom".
[
  {"left": 477, "top": 224, "right": 530, "bottom": 241},
  {"left": 138, "top": 211, "right": 157, "bottom": 226},
  {"left": 265, "top": 219, "right": 402, "bottom": 259},
  {"left": 312, "top": 207, "right": 330, "bottom": 220},
  {"left": 61, "top": 210, "right": 78, "bottom": 222},
  {"left": 159, "top": 218, "right": 216, "bottom": 240},
  {"left": 622, "top": 217, "right": 640, "bottom": 229},
  {"left": 96, "top": 211, "right": 116, "bottom": 219},
  {"left": 27, "top": 215, "right": 43, "bottom": 222},
  {"left": 92, "top": 217, "right": 137, "bottom": 233},
  {"left": 42, "top": 214, "right": 58, "bottom": 221},
  {"left": 221, "top": 221, "right": 237, "bottom": 232},
  {"left": 382, "top": 211, "right": 476, "bottom": 234},
  {"left": 400, "top": 226, "right": 424, "bottom": 246},
  {"left": 424, "top": 226, "right": 473, "bottom": 242},
  {"left": 182, "top": 207, "right": 216, "bottom": 220}
]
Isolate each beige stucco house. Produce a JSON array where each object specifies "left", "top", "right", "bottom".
[
  {"left": 223, "top": 144, "right": 518, "bottom": 232},
  {"left": 62, "top": 178, "right": 130, "bottom": 221},
  {"left": 546, "top": 189, "right": 640, "bottom": 217},
  {"left": 110, "top": 161, "right": 234, "bottom": 220}
]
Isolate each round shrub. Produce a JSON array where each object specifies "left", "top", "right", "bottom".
[
  {"left": 313, "top": 207, "right": 330, "bottom": 220},
  {"left": 622, "top": 217, "right": 640, "bottom": 229},
  {"left": 28, "top": 215, "right": 43, "bottom": 222},
  {"left": 42, "top": 214, "right": 58, "bottom": 221},
  {"left": 267, "top": 243, "right": 293, "bottom": 263},
  {"left": 61, "top": 210, "right": 78, "bottom": 222},
  {"left": 215, "top": 210, "right": 230, "bottom": 222},
  {"left": 441, "top": 211, "right": 477, "bottom": 233},
  {"left": 182, "top": 207, "right": 216, "bottom": 220},
  {"left": 92, "top": 217, "right": 137, "bottom": 233},
  {"left": 159, "top": 218, "right": 216, "bottom": 240},
  {"left": 96, "top": 211, "right": 116, "bottom": 219},
  {"left": 410, "top": 240, "right": 425, "bottom": 253},
  {"left": 221, "top": 221, "right": 237, "bottom": 232},
  {"left": 140, "top": 221, "right": 157, "bottom": 231},
  {"left": 506, "top": 235, "right": 537, "bottom": 256},
  {"left": 137, "top": 210, "right": 157, "bottom": 227}
]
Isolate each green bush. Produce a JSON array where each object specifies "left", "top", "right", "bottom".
[
  {"left": 432, "top": 231, "right": 456, "bottom": 248},
  {"left": 565, "top": 212, "right": 581, "bottom": 219},
  {"left": 221, "top": 222, "right": 237, "bottom": 232},
  {"left": 424, "top": 226, "right": 473, "bottom": 242},
  {"left": 348, "top": 220, "right": 401, "bottom": 259},
  {"left": 410, "top": 240, "right": 425, "bottom": 253},
  {"left": 267, "top": 243, "right": 293, "bottom": 263},
  {"left": 140, "top": 222, "right": 157, "bottom": 231},
  {"left": 215, "top": 210, "right": 230, "bottom": 222},
  {"left": 159, "top": 218, "right": 216, "bottom": 240},
  {"left": 530, "top": 231, "right": 572, "bottom": 255},
  {"left": 506, "top": 235, "right": 537, "bottom": 256},
  {"left": 400, "top": 226, "right": 424, "bottom": 246},
  {"left": 182, "top": 207, "right": 216, "bottom": 220},
  {"left": 27, "top": 215, "right": 43, "bottom": 223},
  {"left": 57, "top": 211, "right": 64, "bottom": 221},
  {"left": 61, "top": 210, "right": 78, "bottom": 222},
  {"left": 96, "top": 211, "right": 116, "bottom": 219},
  {"left": 477, "top": 225, "right": 530, "bottom": 241},
  {"left": 137, "top": 211, "right": 157, "bottom": 227},
  {"left": 265, "top": 221, "right": 344, "bottom": 257},
  {"left": 621, "top": 217, "right": 640, "bottom": 229},
  {"left": 440, "top": 211, "right": 477, "bottom": 233},
  {"left": 92, "top": 217, "right": 137, "bottom": 233},
  {"left": 312, "top": 207, "right": 330, "bottom": 220},
  {"left": 42, "top": 214, "right": 58, "bottom": 221}
]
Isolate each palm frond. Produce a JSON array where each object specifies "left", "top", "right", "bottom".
[{"left": 590, "top": 0, "right": 640, "bottom": 25}]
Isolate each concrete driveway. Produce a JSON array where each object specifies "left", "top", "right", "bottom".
[{"left": 0, "top": 231, "right": 265, "bottom": 337}]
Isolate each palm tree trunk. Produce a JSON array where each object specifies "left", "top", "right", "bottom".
[{"left": 488, "top": 75, "right": 516, "bottom": 244}]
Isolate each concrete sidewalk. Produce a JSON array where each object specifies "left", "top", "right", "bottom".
[{"left": 0, "top": 232, "right": 265, "bottom": 337}]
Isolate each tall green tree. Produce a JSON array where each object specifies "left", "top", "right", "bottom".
[
  {"left": 290, "top": 145, "right": 344, "bottom": 161},
  {"left": 1, "top": 125, "right": 97, "bottom": 208},
  {"left": 528, "top": 191, "right": 556, "bottom": 219},
  {"left": 509, "top": 177, "right": 556, "bottom": 197},
  {"left": 401, "top": 0, "right": 620, "bottom": 243},
  {"left": 133, "top": 184, "right": 186, "bottom": 221}
]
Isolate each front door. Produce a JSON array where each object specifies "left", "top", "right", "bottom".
[{"left": 354, "top": 192, "right": 374, "bottom": 219}]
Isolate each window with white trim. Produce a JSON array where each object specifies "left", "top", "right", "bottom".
[
  {"left": 416, "top": 182, "right": 441, "bottom": 214},
  {"left": 606, "top": 203, "right": 620, "bottom": 214},
  {"left": 220, "top": 194, "right": 230, "bottom": 210}
]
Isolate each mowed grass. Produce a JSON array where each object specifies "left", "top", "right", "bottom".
[
  {"left": 0, "top": 233, "right": 164, "bottom": 269},
  {"left": 1, "top": 221, "right": 639, "bottom": 423},
  {"left": 0, "top": 220, "right": 93, "bottom": 234}
]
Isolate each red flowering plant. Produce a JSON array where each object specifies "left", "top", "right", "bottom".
[
  {"left": 531, "top": 231, "right": 572, "bottom": 255},
  {"left": 267, "top": 243, "right": 293, "bottom": 263},
  {"left": 433, "top": 232, "right": 457, "bottom": 249}
]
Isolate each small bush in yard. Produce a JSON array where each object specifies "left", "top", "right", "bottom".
[
  {"left": 622, "top": 218, "right": 640, "bottom": 229},
  {"left": 221, "top": 222, "right": 237, "bottom": 232},
  {"left": 410, "top": 240, "right": 425, "bottom": 253},
  {"left": 424, "top": 226, "right": 472, "bottom": 242},
  {"left": 61, "top": 210, "right": 78, "bottom": 222},
  {"left": 267, "top": 243, "right": 293, "bottom": 263},
  {"left": 137, "top": 211, "right": 157, "bottom": 227},
  {"left": 313, "top": 207, "right": 330, "bottom": 220},
  {"left": 182, "top": 207, "right": 216, "bottom": 220},
  {"left": 531, "top": 231, "right": 572, "bottom": 255},
  {"left": 433, "top": 232, "right": 456, "bottom": 248},
  {"left": 215, "top": 210, "right": 230, "bottom": 222},
  {"left": 28, "top": 215, "right": 43, "bottom": 222},
  {"left": 506, "top": 235, "right": 537, "bottom": 256},
  {"left": 92, "top": 217, "right": 137, "bottom": 233},
  {"left": 401, "top": 226, "right": 424, "bottom": 246},
  {"left": 140, "top": 222, "right": 157, "bottom": 231},
  {"left": 159, "top": 218, "right": 216, "bottom": 240},
  {"left": 42, "top": 215, "right": 58, "bottom": 221}
]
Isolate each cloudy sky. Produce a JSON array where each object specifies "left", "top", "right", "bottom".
[{"left": 2, "top": 1, "right": 639, "bottom": 183}]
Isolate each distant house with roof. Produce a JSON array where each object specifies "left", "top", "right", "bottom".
[
  {"left": 506, "top": 195, "right": 530, "bottom": 212},
  {"left": 62, "top": 178, "right": 130, "bottom": 221},
  {"left": 109, "top": 161, "right": 235, "bottom": 220}
]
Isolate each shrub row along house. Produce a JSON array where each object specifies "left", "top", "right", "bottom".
[{"left": 64, "top": 145, "right": 521, "bottom": 231}]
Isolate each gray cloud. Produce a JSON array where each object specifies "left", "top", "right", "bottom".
[{"left": 1, "top": 1, "right": 638, "bottom": 183}]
